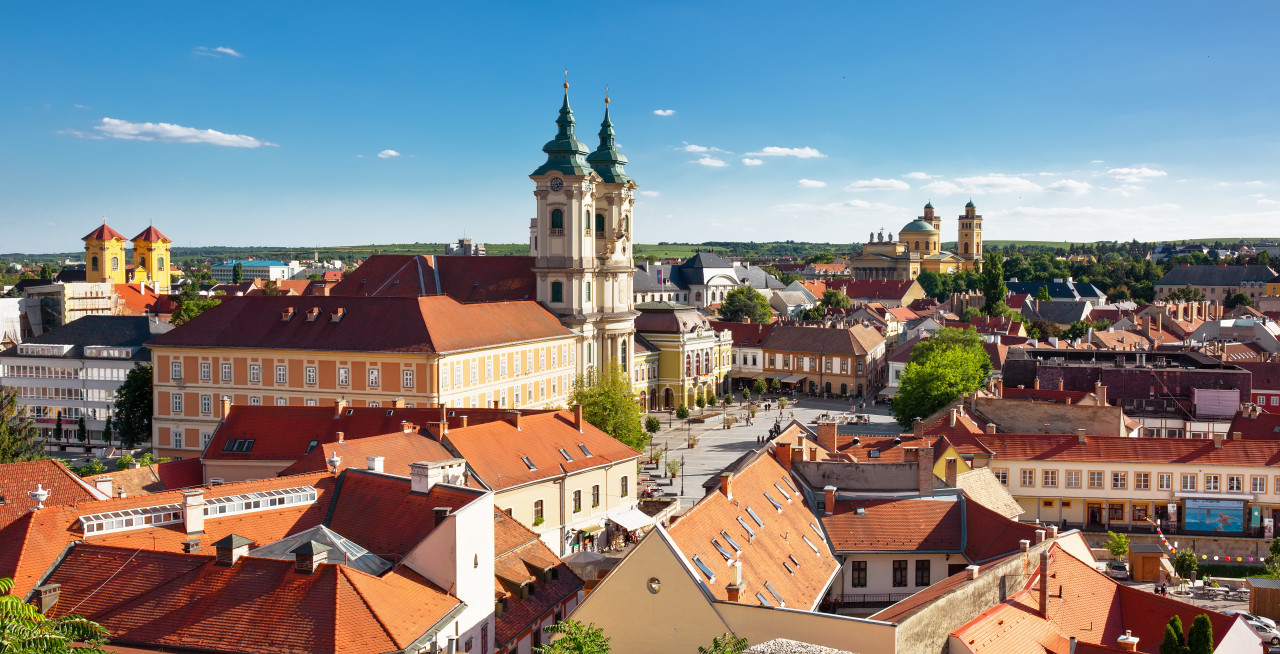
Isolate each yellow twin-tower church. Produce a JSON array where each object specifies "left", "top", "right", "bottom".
[{"left": 81, "top": 221, "right": 175, "bottom": 294}]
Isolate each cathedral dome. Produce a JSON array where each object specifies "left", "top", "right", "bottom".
[{"left": 899, "top": 219, "right": 939, "bottom": 234}]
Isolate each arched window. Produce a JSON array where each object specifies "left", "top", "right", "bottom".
[
  {"left": 91, "top": 256, "right": 99, "bottom": 272},
  {"left": 623, "top": 215, "right": 630, "bottom": 231},
  {"left": 551, "top": 281, "right": 563, "bottom": 303},
  {"left": 584, "top": 282, "right": 591, "bottom": 302},
  {"left": 685, "top": 354, "right": 692, "bottom": 377},
  {"left": 111, "top": 256, "right": 119, "bottom": 271},
  {"left": 695, "top": 291, "right": 702, "bottom": 301},
  {"left": 963, "top": 242, "right": 970, "bottom": 253},
  {"left": 595, "top": 214, "right": 605, "bottom": 233},
  {"left": 550, "top": 209, "right": 564, "bottom": 230},
  {"left": 158, "top": 256, "right": 165, "bottom": 271},
  {"left": 914, "top": 241, "right": 920, "bottom": 251}
]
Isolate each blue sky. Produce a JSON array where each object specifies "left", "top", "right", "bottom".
[{"left": 3, "top": 1, "right": 1279, "bottom": 254}]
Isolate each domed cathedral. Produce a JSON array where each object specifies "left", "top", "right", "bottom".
[
  {"left": 529, "top": 81, "right": 638, "bottom": 376},
  {"left": 847, "top": 202, "right": 983, "bottom": 280},
  {"left": 82, "top": 220, "right": 175, "bottom": 293}
]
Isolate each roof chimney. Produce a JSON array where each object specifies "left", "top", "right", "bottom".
[
  {"left": 94, "top": 477, "right": 113, "bottom": 496},
  {"left": 726, "top": 561, "right": 744, "bottom": 602},
  {"left": 917, "top": 446, "right": 934, "bottom": 497},
  {"left": 1116, "top": 630, "right": 1139, "bottom": 652},
  {"left": 366, "top": 456, "right": 384, "bottom": 473},
  {"left": 966, "top": 565, "right": 980, "bottom": 580},
  {"left": 505, "top": 410, "right": 522, "bottom": 430},
  {"left": 1039, "top": 550, "right": 1050, "bottom": 618},
  {"left": 221, "top": 396, "right": 232, "bottom": 418},
  {"left": 493, "top": 399, "right": 500, "bottom": 409},
  {"left": 792, "top": 445, "right": 806, "bottom": 464},
  {"left": 985, "top": 423, "right": 997, "bottom": 434},
  {"left": 409, "top": 458, "right": 466, "bottom": 494},
  {"left": 573, "top": 404, "right": 584, "bottom": 432},
  {"left": 719, "top": 472, "right": 734, "bottom": 499},
  {"left": 335, "top": 397, "right": 347, "bottom": 417},
  {"left": 776, "top": 442, "right": 793, "bottom": 470},
  {"left": 433, "top": 507, "right": 451, "bottom": 527},
  {"left": 212, "top": 534, "right": 252, "bottom": 566},
  {"left": 393, "top": 397, "right": 406, "bottom": 408},
  {"left": 336, "top": 431, "right": 344, "bottom": 443},
  {"left": 182, "top": 489, "right": 205, "bottom": 537},
  {"left": 290, "top": 540, "right": 330, "bottom": 574},
  {"left": 458, "top": 415, "right": 468, "bottom": 429},
  {"left": 1020, "top": 539, "right": 1031, "bottom": 552},
  {"left": 1231, "top": 431, "right": 1241, "bottom": 440},
  {"left": 1213, "top": 433, "right": 1224, "bottom": 449},
  {"left": 1035, "top": 529, "right": 1046, "bottom": 544},
  {"left": 945, "top": 457, "right": 958, "bottom": 488},
  {"left": 1077, "top": 429, "right": 1087, "bottom": 444},
  {"left": 823, "top": 486, "right": 836, "bottom": 516},
  {"left": 182, "top": 539, "right": 201, "bottom": 554},
  {"left": 34, "top": 583, "right": 60, "bottom": 614},
  {"left": 816, "top": 421, "right": 837, "bottom": 453},
  {"left": 913, "top": 417, "right": 924, "bottom": 438},
  {"left": 949, "top": 408, "right": 957, "bottom": 427}
]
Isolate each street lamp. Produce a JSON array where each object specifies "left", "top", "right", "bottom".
[{"left": 680, "top": 455, "right": 685, "bottom": 496}]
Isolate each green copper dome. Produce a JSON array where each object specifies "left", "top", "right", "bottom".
[
  {"left": 965, "top": 200, "right": 976, "bottom": 208},
  {"left": 532, "top": 87, "right": 592, "bottom": 177},
  {"left": 924, "top": 201, "right": 934, "bottom": 210},
  {"left": 900, "top": 219, "right": 939, "bottom": 233},
  {"left": 586, "top": 104, "right": 632, "bottom": 184}
]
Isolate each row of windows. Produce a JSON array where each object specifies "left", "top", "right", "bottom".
[
  {"left": 2, "top": 365, "right": 85, "bottom": 379},
  {"left": 546, "top": 208, "right": 630, "bottom": 233},
  {"left": 998, "top": 468, "right": 1272, "bottom": 494},
  {"left": 176, "top": 361, "right": 409, "bottom": 389},
  {"left": 766, "top": 353, "right": 872, "bottom": 373},
  {"left": 848, "top": 560, "right": 932, "bottom": 588},
  {"left": 531, "top": 477, "right": 631, "bottom": 521}
]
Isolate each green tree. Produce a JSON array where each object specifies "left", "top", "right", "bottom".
[
  {"left": 797, "top": 305, "right": 826, "bottom": 321},
  {"left": 699, "top": 633, "right": 749, "bottom": 654},
  {"left": 805, "top": 253, "right": 835, "bottom": 264},
  {"left": 568, "top": 362, "right": 646, "bottom": 450},
  {"left": 1171, "top": 548, "right": 1198, "bottom": 581},
  {"left": 644, "top": 416, "right": 661, "bottom": 438},
  {"left": 893, "top": 328, "right": 991, "bottom": 429},
  {"left": 39, "top": 263, "right": 54, "bottom": 281},
  {"left": 77, "top": 459, "right": 107, "bottom": 477},
  {"left": 261, "top": 279, "right": 281, "bottom": 296},
  {"left": 1166, "top": 285, "right": 1206, "bottom": 303},
  {"left": 1265, "top": 537, "right": 1280, "bottom": 577},
  {"left": 819, "top": 288, "right": 852, "bottom": 312},
  {"left": 959, "top": 306, "right": 982, "bottom": 322},
  {"left": 751, "top": 379, "right": 766, "bottom": 399},
  {"left": 718, "top": 286, "right": 772, "bottom": 324},
  {"left": 1224, "top": 292, "right": 1252, "bottom": 309},
  {"left": 76, "top": 416, "right": 87, "bottom": 444},
  {"left": 171, "top": 283, "right": 222, "bottom": 326},
  {"left": 1034, "top": 285, "right": 1052, "bottom": 301},
  {"left": 695, "top": 393, "right": 707, "bottom": 412},
  {"left": 981, "top": 251, "right": 1008, "bottom": 316},
  {"left": 231, "top": 261, "right": 243, "bottom": 284},
  {"left": 915, "top": 271, "right": 951, "bottom": 300},
  {"left": 101, "top": 415, "right": 113, "bottom": 446},
  {"left": 116, "top": 453, "right": 134, "bottom": 470},
  {"left": 307, "top": 273, "right": 324, "bottom": 281},
  {"left": 1159, "top": 615, "right": 1186, "bottom": 654},
  {"left": 1105, "top": 531, "right": 1130, "bottom": 560},
  {"left": 769, "top": 377, "right": 781, "bottom": 393},
  {"left": 54, "top": 410, "right": 64, "bottom": 442},
  {"left": 675, "top": 404, "right": 689, "bottom": 421},
  {"left": 0, "top": 577, "right": 108, "bottom": 653},
  {"left": 0, "top": 387, "right": 46, "bottom": 463},
  {"left": 1186, "top": 614, "right": 1213, "bottom": 654},
  {"left": 740, "top": 388, "right": 749, "bottom": 403},
  {"left": 114, "top": 363, "right": 153, "bottom": 449}
]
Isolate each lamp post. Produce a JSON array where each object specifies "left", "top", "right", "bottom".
[{"left": 680, "top": 455, "right": 685, "bottom": 497}]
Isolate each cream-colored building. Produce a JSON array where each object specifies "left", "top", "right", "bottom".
[
  {"left": 147, "top": 295, "right": 578, "bottom": 459},
  {"left": 633, "top": 302, "right": 732, "bottom": 410},
  {"left": 847, "top": 202, "right": 982, "bottom": 281}
]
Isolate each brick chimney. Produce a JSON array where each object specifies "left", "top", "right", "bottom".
[
  {"left": 1094, "top": 382, "right": 1107, "bottom": 406},
  {"left": 917, "top": 446, "right": 934, "bottom": 496},
  {"left": 336, "top": 430, "right": 344, "bottom": 443},
  {"left": 816, "top": 421, "right": 837, "bottom": 453},
  {"left": 1116, "top": 631, "right": 1139, "bottom": 652},
  {"left": 573, "top": 404, "right": 584, "bottom": 432},
  {"left": 1048, "top": 525, "right": 1059, "bottom": 539},
  {"left": 366, "top": 456, "right": 384, "bottom": 473},
  {"left": 726, "top": 561, "right": 744, "bottom": 602},
  {"left": 913, "top": 417, "right": 924, "bottom": 438},
  {"left": 945, "top": 457, "right": 958, "bottom": 487},
  {"left": 182, "top": 539, "right": 201, "bottom": 554},
  {"left": 1035, "top": 529, "right": 1046, "bottom": 544},
  {"left": 1213, "top": 433, "right": 1224, "bottom": 449},
  {"left": 719, "top": 472, "right": 734, "bottom": 499},
  {"left": 776, "top": 442, "right": 793, "bottom": 470},
  {"left": 505, "top": 410, "right": 522, "bottom": 430},
  {"left": 291, "top": 540, "right": 330, "bottom": 574},
  {"left": 393, "top": 397, "right": 406, "bottom": 408},
  {"left": 182, "top": 489, "right": 205, "bottom": 536},
  {"left": 793, "top": 445, "right": 806, "bottom": 463},
  {"left": 334, "top": 397, "right": 347, "bottom": 417},
  {"left": 823, "top": 485, "right": 836, "bottom": 516},
  {"left": 221, "top": 396, "right": 232, "bottom": 418},
  {"left": 1057, "top": 379, "right": 1064, "bottom": 391},
  {"left": 1077, "top": 429, "right": 1087, "bottom": 444},
  {"left": 1039, "top": 550, "right": 1050, "bottom": 618},
  {"left": 1033, "top": 378, "right": 1040, "bottom": 390},
  {"left": 1231, "top": 431, "right": 1241, "bottom": 440},
  {"left": 212, "top": 534, "right": 252, "bottom": 566},
  {"left": 985, "top": 423, "right": 997, "bottom": 434},
  {"left": 458, "top": 415, "right": 468, "bottom": 429},
  {"left": 493, "top": 399, "right": 500, "bottom": 409}
]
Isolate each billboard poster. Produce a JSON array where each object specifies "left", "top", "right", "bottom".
[{"left": 1184, "top": 499, "right": 1245, "bottom": 533}]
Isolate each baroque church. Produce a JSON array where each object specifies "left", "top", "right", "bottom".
[
  {"left": 82, "top": 221, "right": 175, "bottom": 293},
  {"left": 846, "top": 201, "right": 984, "bottom": 280}
]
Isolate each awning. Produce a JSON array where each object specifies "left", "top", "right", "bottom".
[
  {"left": 732, "top": 370, "right": 765, "bottom": 380},
  {"left": 577, "top": 524, "right": 604, "bottom": 535},
  {"left": 609, "top": 508, "right": 656, "bottom": 532},
  {"left": 780, "top": 374, "right": 807, "bottom": 384},
  {"left": 765, "top": 372, "right": 789, "bottom": 381}
]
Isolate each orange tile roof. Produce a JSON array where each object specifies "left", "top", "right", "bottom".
[
  {"left": 492, "top": 510, "right": 583, "bottom": 647},
  {"left": 326, "top": 470, "right": 484, "bottom": 558},
  {"left": 1227, "top": 410, "right": 1280, "bottom": 440},
  {"left": 330, "top": 254, "right": 538, "bottom": 303},
  {"left": 822, "top": 496, "right": 1041, "bottom": 562},
  {"left": 279, "top": 430, "right": 456, "bottom": 477},
  {"left": 0, "top": 459, "right": 106, "bottom": 530},
  {"left": 441, "top": 410, "right": 641, "bottom": 491},
  {"left": 798, "top": 280, "right": 827, "bottom": 296},
  {"left": 667, "top": 449, "right": 839, "bottom": 610},
  {"left": 1000, "top": 385, "right": 1093, "bottom": 404},
  {"left": 977, "top": 432, "right": 1280, "bottom": 466},
  {"left": 709, "top": 320, "right": 776, "bottom": 346},
  {"left": 45, "top": 545, "right": 460, "bottom": 654}
]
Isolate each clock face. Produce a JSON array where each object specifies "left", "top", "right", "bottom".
[{"left": 549, "top": 178, "right": 564, "bottom": 191}]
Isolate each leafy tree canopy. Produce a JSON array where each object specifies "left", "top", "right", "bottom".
[
  {"left": 894, "top": 328, "right": 991, "bottom": 429},
  {"left": 0, "top": 577, "right": 108, "bottom": 653},
  {"left": 1166, "top": 284, "right": 1206, "bottom": 303},
  {"left": 717, "top": 286, "right": 771, "bottom": 324},
  {"left": 819, "top": 289, "right": 851, "bottom": 311},
  {"left": 0, "top": 387, "right": 46, "bottom": 463},
  {"left": 114, "top": 364, "right": 153, "bottom": 449},
  {"left": 534, "top": 620, "right": 611, "bottom": 654},
  {"left": 171, "top": 282, "right": 221, "bottom": 326},
  {"left": 699, "top": 633, "right": 749, "bottom": 654},
  {"left": 1224, "top": 292, "right": 1252, "bottom": 309},
  {"left": 1105, "top": 531, "right": 1130, "bottom": 559},
  {"left": 568, "top": 362, "right": 647, "bottom": 450}
]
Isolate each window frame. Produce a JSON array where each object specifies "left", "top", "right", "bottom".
[
  {"left": 1065, "top": 470, "right": 1082, "bottom": 489},
  {"left": 892, "top": 560, "right": 908, "bottom": 588}
]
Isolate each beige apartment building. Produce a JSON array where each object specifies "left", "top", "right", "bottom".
[{"left": 147, "top": 295, "right": 579, "bottom": 459}]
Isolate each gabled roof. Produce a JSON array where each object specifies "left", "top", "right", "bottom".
[
  {"left": 83, "top": 223, "right": 127, "bottom": 241},
  {"left": 822, "top": 495, "right": 1039, "bottom": 562},
  {"left": 442, "top": 411, "right": 641, "bottom": 491},
  {"left": 326, "top": 470, "right": 485, "bottom": 559},
  {"left": 827, "top": 279, "right": 917, "bottom": 301},
  {"left": 278, "top": 430, "right": 457, "bottom": 477},
  {"left": 1156, "top": 264, "right": 1276, "bottom": 287},
  {"left": 1236, "top": 361, "right": 1280, "bottom": 391},
  {"left": 492, "top": 510, "right": 584, "bottom": 647},
  {"left": 131, "top": 225, "right": 172, "bottom": 243},
  {"left": 1226, "top": 410, "right": 1280, "bottom": 440},
  {"left": 146, "top": 295, "right": 571, "bottom": 354},
  {"left": 761, "top": 324, "right": 885, "bottom": 356},
  {"left": 329, "top": 254, "right": 538, "bottom": 303},
  {"left": 667, "top": 448, "right": 839, "bottom": 610},
  {"left": 90, "top": 458, "right": 203, "bottom": 497},
  {"left": 977, "top": 432, "right": 1280, "bottom": 465},
  {"left": 249, "top": 524, "right": 392, "bottom": 576},
  {"left": 0, "top": 459, "right": 107, "bottom": 531},
  {"left": 709, "top": 321, "right": 776, "bottom": 347}
]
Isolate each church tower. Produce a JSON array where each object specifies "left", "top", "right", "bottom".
[
  {"left": 131, "top": 224, "right": 173, "bottom": 293},
  {"left": 530, "top": 81, "right": 638, "bottom": 376},
  {"left": 921, "top": 201, "right": 940, "bottom": 232},
  {"left": 958, "top": 200, "right": 983, "bottom": 266},
  {"left": 83, "top": 220, "right": 128, "bottom": 285}
]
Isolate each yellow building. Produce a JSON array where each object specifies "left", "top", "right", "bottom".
[
  {"left": 848, "top": 202, "right": 983, "bottom": 281},
  {"left": 82, "top": 221, "right": 177, "bottom": 293},
  {"left": 633, "top": 302, "right": 732, "bottom": 410},
  {"left": 82, "top": 222, "right": 129, "bottom": 285},
  {"left": 129, "top": 225, "right": 174, "bottom": 294}
]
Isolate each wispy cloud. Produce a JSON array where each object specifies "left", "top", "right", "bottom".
[
  {"left": 923, "top": 173, "right": 1041, "bottom": 195},
  {"left": 1090, "top": 160, "right": 1105, "bottom": 164},
  {"left": 747, "top": 146, "right": 826, "bottom": 159},
  {"left": 73, "top": 104, "right": 91, "bottom": 110},
  {"left": 81, "top": 117, "right": 274, "bottom": 147},
  {"left": 1047, "top": 179, "right": 1092, "bottom": 195},
  {"left": 1106, "top": 166, "right": 1167, "bottom": 183},
  {"left": 377, "top": 149, "right": 400, "bottom": 159},
  {"left": 772, "top": 198, "right": 904, "bottom": 218},
  {"left": 902, "top": 171, "right": 935, "bottom": 180},
  {"left": 681, "top": 144, "right": 710, "bottom": 153},
  {"left": 696, "top": 157, "right": 728, "bottom": 168},
  {"left": 653, "top": 109, "right": 676, "bottom": 117},
  {"left": 798, "top": 179, "right": 827, "bottom": 188},
  {"left": 639, "top": 190, "right": 660, "bottom": 197},
  {"left": 194, "top": 45, "right": 244, "bottom": 58},
  {"left": 741, "top": 158, "right": 763, "bottom": 166},
  {"left": 845, "top": 178, "right": 910, "bottom": 192}
]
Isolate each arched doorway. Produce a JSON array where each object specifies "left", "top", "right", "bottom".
[
  {"left": 808, "top": 381, "right": 817, "bottom": 394},
  {"left": 840, "top": 383, "right": 847, "bottom": 396},
  {"left": 663, "top": 388, "right": 675, "bottom": 410},
  {"left": 639, "top": 391, "right": 647, "bottom": 411},
  {"left": 824, "top": 382, "right": 832, "bottom": 394}
]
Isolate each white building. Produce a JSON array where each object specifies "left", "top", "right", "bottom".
[{"left": 210, "top": 259, "right": 302, "bottom": 283}]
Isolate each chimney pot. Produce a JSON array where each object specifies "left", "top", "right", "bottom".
[
  {"left": 1213, "top": 433, "right": 1224, "bottom": 449},
  {"left": 367, "top": 456, "right": 384, "bottom": 473},
  {"left": 1020, "top": 539, "right": 1031, "bottom": 551},
  {"left": 719, "top": 472, "right": 734, "bottom": 499},
  {"left": 823, "top": 485, "right": 836, "bottom": 516},
  {"left": 966, "top": 564, "right": 980, "bottom": 580},
  {"left": 1077, "top": 429, "right": 1087, "bottom": 444},
  {"left": 34, "top": 584, "right": 60, "bottom": 614},
  {"left": 573, "top": 404, "right": 583, "bottom": 432},
  {"left": 182, "top": 489, "right": 205, "bottom": 537},
  {"left": 777, "top": 442, "right": 794, "bottom": 470},
  {"left": 1039, "top": 550, "right": 1050, "bottom": 618},
  {"left": 816, "top": 421, "right": 837, "bottom": 454},
  {"left": 94, "top": 477, "right": 113, "bottom": 496},
  {"left": 1116, "top": 630, "right": 1140, "bottom": 652},
  {"left": 221, "top": 396, "right": 232, "bottom": 418}
]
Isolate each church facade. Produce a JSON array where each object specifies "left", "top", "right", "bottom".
[
  {"left": 82, "top": 222, "right": 175, "bottom": 293},
  {"left": 847, "top": 202, "right": 983, "bottom": 281}
]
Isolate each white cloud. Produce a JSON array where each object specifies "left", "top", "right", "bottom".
[
  {"left": 639, "top": 190, "right": 660, "bottom": 197},
  {"left": 653, "top": 109, "right": 676, "bottom": 117},
  {"left": 924, "top": 173, "right": 1042, "bottom": 195},
  {"left": 1090, "top": 160, "right": 1105, "bottom": 164},
  {"left": 741, "top": 158, "right": 764, "bottom": 166},
  {"left": 1106, "top": 167, "right": 1167, "bottom": 182},
  {"left": 681, "top": 144, "right": 710, "bottom": 153},
  {"left": 902, "top": 171, "right": 935, "bottom": 180},
  {"left": 747, "top": 146, "right": 826, "bottom": 159},
  {"left": 73, "top": 104, "right": 91, "bottom": 109},
  {"left": 1246, "top": 180, "right": 1265, "bottom": 186},
  {"left": 377, "top": 149, "right": 400, "bottom": 159},
  {"left": 194, "top": 45, "right": 243, "bottom": 58},
  {"left": 922, "top": 180, "right": 962, "bottom": 195},
  {"left": 1260, "top": 198, "right": 1279, "bottom": 206},
  {"left": 798, "top": 179, "right": 827, "bottom": 188},
  {"left": 844, "top": 178, "right": 910, "bottom": 192},
  {"left": 772, "top": 198, "right": 904, "bottom": 218},
  {"left": 1047, "top": 179, "right": 1092, "bottom": 195},
  {"left": 696, "top": 157, "right": 728, "bottom": 168},
  {"left": 89, "top": 117, "right": 274, "bottom": 148}
]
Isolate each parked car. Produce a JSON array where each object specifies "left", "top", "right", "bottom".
[
  {"left": 1248, "top": 620, "right": 1280, "bottom": 646},
  {"left": 1105, "top": 561, "right": 1130, "bottom": 580},
  {"left": 1226, "top": 609, "right": 1278, "bottom": 630}
]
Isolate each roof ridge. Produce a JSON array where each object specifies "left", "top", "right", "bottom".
[{"left": 335, "top": 564, "right": 404, "bottom": 649}]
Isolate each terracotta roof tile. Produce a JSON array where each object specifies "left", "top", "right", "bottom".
[
  {"left": 330, "top": 254, "right": 538, "bottom": 303},
  {"left": 83, "top": 223, "right": 128, "bottom": 241},
  {"left": 280, "top": 430, "right": 456, "bottom": 477},
  {"left": 1227, "top": 410, "right": 1280, "bottom": 440},
  {"left": 977, "top": 432, "right": 1280, "bottom": 466},
  {"left": 0, "top": 459, "right": 106, "bottom": 530},
  {"left": 762, "top": 324, "right": 885, "bottom": 356},
  {"left": 823, "top": 497, "right": 961, "bottom": 552},
  {"left": 130, "top": 225, "right": 172, "bottom": 243},
  {"left": 327, "top": 470, "right": 484, "bottom": 559},
  {"left": 709, "top": 321, "right": 776, "bottom": 346},
  {"left": 492, "top": 510, "right": 583, "bottom": 647}
]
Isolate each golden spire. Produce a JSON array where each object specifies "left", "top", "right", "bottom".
[{"left": 563, "top": 68, "right": 569, "bottom": 90}]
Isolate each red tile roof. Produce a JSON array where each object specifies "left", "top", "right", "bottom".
[
  {"left": 83, "top": 223, "right": 127, "bottom": 241},
  {"left": 279, "top": 430, "right": 456, "bottom": 477},
  {"left": 822, "top": 496, "right": 1040, "bottom": 562},
  {"left": 492, "top": 510, "right": 583, "bottom": 648},
  {"left": 148, "top": 294, "right": 572, "bottom": 354},
  {"left": 327, "top": 470, "right": 484, "bottom": 558},
  {"left": 1226, "top": 410, "right": 1280, "bottom": 440},
  {"left": 709, "top": 320, "right": 776, "bottom": 346},
  {"left": 667, "top": 449, "right": 839, "bottom": 610},
  {"left": 762, "top": 324, "right": 885, "bottom": 356},
  {"left": 206, "top": 405, "right": 466, "bottom": 462},
  {"left": 442, "top": 410, "right": 641, "bottom": 491},
  {"left": 45, "top": 545, "right": 461, "bottom": 654},
  {"left": 1000, "top": 385, "right": 1093, "bottom": 404},
  {"left": 977, "top": 432, "right": 1280, "bottom": 466},
  {"left": 0, "top": 459, "right": 106, "bottom": 530},
  {"left": 828, "top": 279, "right": 917, "bottom": 301},
  {"left": 1237, "top": 361, "right": 1280, "bottom": 392},
  {"left": 113, "top": 284, "right": 167, "bottom": 314},
  {"left": 89, "top": 458, "right": 202, "bottom": 497},
  {"left": 130, "top": 225, "right": 172, "bottom": 243},
  {"left": 330, "top": 254, "right": 538, "bottom": 303}
]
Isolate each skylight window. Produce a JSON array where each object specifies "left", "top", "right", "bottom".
[
  {"left": 711, "top": 539, "right": 733, "bottom": 561},
  {"left": 774, "top": 483, "right": 792, "bottom": 500},
  {"left": 222, "top": 439, "right": 256, "bottom": 453},
  {"left": 720, "top": 530, "right": 741, "bottom": 552},
  {"left": 522, "top": 457, "right": 537, "bottom": 471},
  {"left": 810, "top": 522, "right": 823, "bottom": 537},
  {"left": 764, "top": 492, "right": 783, "bottom": 512},
  {"left": 783, "top": 561, "right": 794, "bottom": 574},
  {"left": 692, "top": 555, "right": 716, "bottom": 582},
  {"left": 305, "top": 440, "right": 319, "bottom": 454},
  {"left": 789, "top": 554, "right": 800, "bottom": 567},
  {"left": 578, "top": 444, "right": 593, "bottom": 457},
  {"left": 869, "top": 450, "right": 880, "bottom": 458},
  {"left": 746, "top": 507, "right": 764, "bottom": 527},
  {"left": 755, "top": 592, "right": 772, "bottom": 607},
  {"left": 558, "top": 448, "right": 574, "bottom": 462},
  {"left": 802, "top": 535, "right": 820, "bottom": 555},
  {"left": 765, "top": 582, "right": 786, "bottom": 607},
  {"left": 782, "top": 476, "right": 799, "bottom": 494},
  {"left": 736, "top": 516, "right": 756, "bottom": 539}
]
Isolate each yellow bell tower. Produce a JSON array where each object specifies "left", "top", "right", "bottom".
[
  {"left": 131, "top": 224, "right": 173, "bottom": 293},
  {"left": 958, "top": 200, "right": 983, "bottom": 268},
  {"left": 82, "top": 220, "right": 128, "bottom": 284}
]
